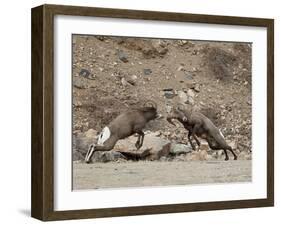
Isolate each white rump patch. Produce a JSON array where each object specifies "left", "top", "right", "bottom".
[
  {"left": 97, "top": 126, "right": 111, "bottom": 145},
  {"left": 219, "top": 129, "right": 225, "bottom": 138}
]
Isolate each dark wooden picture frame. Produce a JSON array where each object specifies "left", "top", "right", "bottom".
[{"left": 31, "top": 4, "right": 274, "bottom": 221}]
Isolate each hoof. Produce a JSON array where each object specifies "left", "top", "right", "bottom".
[
  {"left": 234, "top": 156, "right": 238, "bottom": 160},
  {"left": 85, "top": 160, "right": 91, "bottom": 164},
  {"left": 224, "top": 158, "right": 229, "bottom": 161},
  {"left": 135, "top": 142, "right": 141, "bottom": 150}
]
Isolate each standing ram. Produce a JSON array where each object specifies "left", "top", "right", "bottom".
[
  {"left": 85, "top": 101, "right": 161, "bottom": 163},
  {"left": 167, "top": 105, "right": 237, "bottom": 161}
]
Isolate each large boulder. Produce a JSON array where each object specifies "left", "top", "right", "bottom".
[
  {"left": 170, "top": 143, "right": 192, "bottom": 156},
  {"left": 90, "top": 151, "right": 126, "bottom": 163},
  {"left": 114, "top": 133, "right": 171, "bottom": 160},
  {"left": 73, "top": 129, "right": 98, "bottom": 160}
]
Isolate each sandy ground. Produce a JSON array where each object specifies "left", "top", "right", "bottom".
[{"left": 73, "top": 160, "right": 251, "bottom": 190}]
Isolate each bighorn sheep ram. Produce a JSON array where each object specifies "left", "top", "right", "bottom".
[
  {"left": 85, "top": 101, "right": 161, "bottom": 163},
  {"left": 167, "top": 105, "right": 237, "bottom": 161}
]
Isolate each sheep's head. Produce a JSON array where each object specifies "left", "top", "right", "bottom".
[
  {"left": 167, "top": 104, "right": 188, "bottom": 126},
  {"left": 141, "top": 100, "right": 162, "bottom": 121}
]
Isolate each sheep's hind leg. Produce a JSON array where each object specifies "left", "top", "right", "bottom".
[
  {"left": 85, "top": 137, "right": 117, "bottom": 164},
  {"left": 228, "top": 147, "right": 237, "bottom": 160},
  {"left": 206, "top": 137, "right": 228, "bottom": 160},
  {"left": 135, "top": 131, "right": 144, "bottom": 150},
  {"left": 85, "top": 144, "right": 95, "bottom": 163},
  {"left": 223, "top": 149, "right": 229, "bottom": 161},
  {"left": 193, "top": 135, "right": 201, "bottom": 148}
]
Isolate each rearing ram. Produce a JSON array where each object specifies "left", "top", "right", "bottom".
[
  {"left": 167, "top": 105, "right": 237, "bottom": 161},
  {"left": 85, "top": 101, "right": 161, "bottom": 163}
]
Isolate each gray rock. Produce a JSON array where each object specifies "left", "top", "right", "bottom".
[
  {"left": 115, "top": 133, "right": 171, "bottom": 160},
  {"left": 73, "top": 150, "right": 85, "bottom": 161},
  {"left": 79, "top": 69, "right": 90, "bottom": 76},
  {"left": 143, "top": 68, "right": 152, "bottom": 75},
  {"left": 117, "top": 49, "right": 128, "bottom": 62},
  {"left": 91, "top": 151, "right": 126, "bottom": 163},
  {"left": 194, "top": 84, "right": 200, "bottom": 92},
  {"left": 73, "top": 100, "right": 82, "bottom": 107},
  {"left": 121, "top": 77, "right": 131, "bottom": 87},
  {"left": 73, "top": 129, "right": 98, "bottom": 158},
  {"left": 187, "top": 97, "right": 194, "bottom": 105},
  {"left": 185, "top": 72, "right": 194, "bottom": 80},
  {"left": 178, "top": 90, "right": 188, "bottom": 104},
  {"left": 151, "top": 40, "right": 168, "bottom": 55},
  {"left": 73, "top": 79, "right": 89, "bottom": 89},
  {"left": 187, "top": 89, "right": 195, "bottom": 98},
  {"left": 163, "top": 88, "right": 176, "bottom": 99},
  {"left": 170, "top": 143, "right": 192, "bottom": 156}
]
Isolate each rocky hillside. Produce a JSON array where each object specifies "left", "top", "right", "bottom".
[{"left": 72, "top": 35, "right": 252, "bottom": 162}]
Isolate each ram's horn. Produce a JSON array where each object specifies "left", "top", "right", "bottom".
[
  {"left": 176, "top": 103, "right": 186, "bottom": 111},
  {"left": 144, "top": 100, "right": 157, "bottom": 109}
]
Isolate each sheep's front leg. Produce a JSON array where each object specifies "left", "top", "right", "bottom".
[
  {"left": 190, "top": 124, "right": 201, "bottom": 150},
  {"left": 188, "top": 131, "right": 196, "bottom": 151},
  {"left": 135, "top": 131, "right": 144, "bottom": 150}
]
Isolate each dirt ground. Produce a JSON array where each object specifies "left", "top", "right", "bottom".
[{"left": 73, "top": 160, "right": 251, "bottom": 190}]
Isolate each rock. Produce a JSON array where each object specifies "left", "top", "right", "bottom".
[
  {"left": 178, "top": 90, "right": 188, "bottom": 104},
  {"left": 166, "top": 105, "right": 173, "bottom": 113},
  {"left": 73, "top": 129, "right": 98, "bottom": 158},
  {"left": 187, "top": 89, "right": 195, "bottom": 98},
  {"left": 126, "top": 75, "right": 138, "bottom": 85},
  {"left": 79, "top": 69, "right": 95, "bottom": 80},
  {"left": 185, "top": 72, "right": 194, "bottom": 80},
  {"left": 177, "top": 40, "right": 188, "bottom": 46},
  {"left": 73, "top": 79, "right": 90, "bottom": 89},
  {"left": 152, "top": 40, "right": 168, "bottom": 55},
  {"left": 187, "top": 97, "right": 194, "bottom": 105},
  {"left": 114, "top": 133, "right": 171, "bottom": 160},
  {"left": 96, "top": 36, "right": 105, "bottom": 41},
  {"left": 73, "top": 100, "right": 82, "bottom": 107},
  {"left": 121, "top": 77, "right": 131, "bottom": 87},
  {"left": 170, "top": 143, "right": 192, "bottom": 156},
  {"left": 238, "top": 151, "right": 252, "bottom": 160},
  {"left": 150, "top": 131, "right": 161, "bottom": 137},
  {"left": 91, "top": 151, "right": 126, "bottom": 163},
  {"left": 191, "top": 149, "right": 209, "bottom": 161},
  {"left": 163, "top": 88, "right": 176, "bottom": 99},
  {"left": 228, "top": 140, "right": 238, "bottom": 150},
  {"left": 84, "top": 129, "right": 98, "bottom": 138},
  {"left": 73, "top": 150, "right": 85, "bottom": 161},
  {"left": 117, "top": 149, "right": 151, "bottom": 160},
  {"left": 126, "top": 79, "right": 136, "bottom": 86},
  {"left": 142, "top": 40, "right": 168, "bottom": 58},
  {"left": 177, "top": 66, "right": 184, "bottom": 71},
  {"left": 194, "top": 84, "right": 200, "bottom": 92},
  {"left": 199, "top": 140, "right": 209, "bottom": 151},
  {"left": 212, "top": 150, "right": 224, "bottom": 159},
  {"left": 131, "top": 75, "right": 138, "bottom": 80},
  {"left": 143, "top": 68, "right": 152, "bottom": 75},
  {"left": 117, "top": 49, "right": 128, "bottom": 62}
]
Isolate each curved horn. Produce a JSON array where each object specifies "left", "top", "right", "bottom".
[
  {"left": 176, "top": 103, "right": 185, "bottom": 111},
  {"left": 144, "top": 100, "right": 157, "bottom": 109}
]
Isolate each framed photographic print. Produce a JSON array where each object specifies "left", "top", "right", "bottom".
[{"left": 31, "top": 4, "right": 274, "bottom": 221}]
